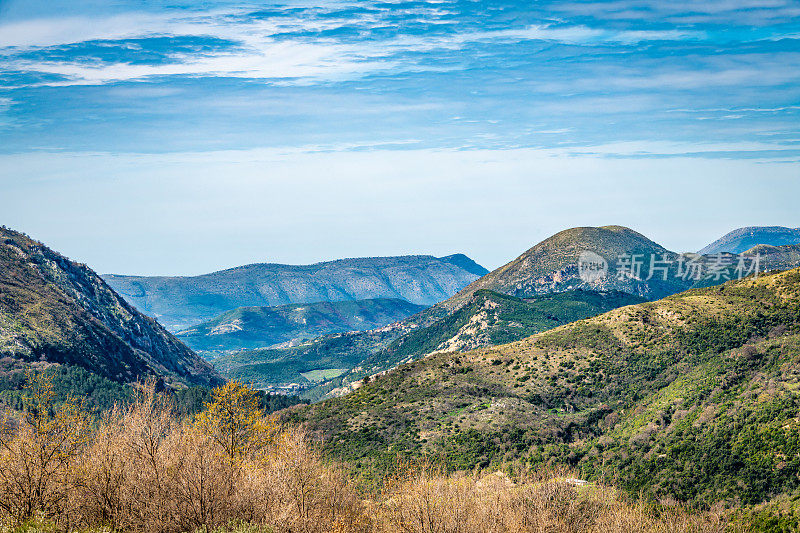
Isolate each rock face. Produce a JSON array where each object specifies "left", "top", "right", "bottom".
[
  {"left": 0, "top": 227, "right": 222, "bottom": 388},
  {"left": 177, "top": 297, "right": 427, "bottom": 352},
  {"left": 439, "top": 226, "right": 800, "bottom": 313},
  {"left": 104, "top": 255, "right": 488, "bottom": 331},
  {"left": 699, "top": 226, "right": 800, "bottom": 255},
  {"left": 440, "top": 226, "right": 690, "bottom": 311}
]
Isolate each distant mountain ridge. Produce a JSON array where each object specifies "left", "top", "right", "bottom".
[
  {"left": 177, "top": 297, "right": 426, "bottom": 352},
  {"left": 699, "top": 226, "right": 800, "bottom": 255},
  {"left": 0, "top": 227, "right": 222, "bottom": 388},
  {"left": 103, "top": 254, "right": 488, "bottom": 331}
]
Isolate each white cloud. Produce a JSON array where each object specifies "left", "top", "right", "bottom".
[
  {"left": 0, "top": 3, "right": 717, "bottom": 88},
  {"left": 553, "top": 0, "right": 800, "bottom": 25}
]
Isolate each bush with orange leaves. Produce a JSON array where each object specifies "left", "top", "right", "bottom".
[
  {"left": 0, "top": 370, "right": 90, "bottom": 523},
  {"left": 0, "top": 374, "right": 368, "bottom": 533}
]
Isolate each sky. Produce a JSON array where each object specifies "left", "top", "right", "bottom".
[{"left": 0, "top": 0, "right": 799, "bottom": 275}]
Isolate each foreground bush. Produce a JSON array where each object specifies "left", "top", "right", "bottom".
[
  {"left": 0, "top": 373, "right": 735, "bottom": 532},
  {"left": 376, "top": 468, "right": 734, "bottom": 533}
]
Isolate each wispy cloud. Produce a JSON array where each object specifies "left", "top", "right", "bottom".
[{"left": 0, "top": 4, "right": 718, "bottom": 88}]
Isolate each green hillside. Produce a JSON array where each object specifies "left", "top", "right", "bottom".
[
  {"left": 339, "top": 289, "right": 646, "bottom": 387},
  {"left": 212, "top": 290, "right": 644, "bottom": 395},
  {"left": 294, "top": 268, "right": 800, "bottom": 508},
  {"left": 210, "top": 325, "right": 410, "bottom": 393},
  {"left": 177, "top": 297, "right": 426, "bottom": 352},
  {"left": 225, "top": 229, "right": 800, "bottom": 399}
]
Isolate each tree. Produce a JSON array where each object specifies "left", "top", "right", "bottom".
[
  {"left": 0, "top": 369, "right": 90, "bottom": 521},
  {"left": 194, "top": 381, "right": 275, "bottom": 459}
]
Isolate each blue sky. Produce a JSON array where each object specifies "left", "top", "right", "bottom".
[{"left": 1, "top": 0, "right": 799, "bottom": 275}]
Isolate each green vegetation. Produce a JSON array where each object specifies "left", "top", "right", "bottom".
[
  {"left": 0, "top": 365, "right": 132, "bottom": 415},
  {"left": 0, "top": 365, "right": 308, "bottom": 419},
  {"left": 206, "top": 227, "right": 800, "bottom": 399},
  {"left": 210, "top": 322, "right": 413, "bottom": 390},
  {"left": 211, "top": 290, "right": 644, "bottom": 395},
  {"left": 293, "top": 268, "right": 800, "bottom": 513},
  {"left": 300, "top": 368, "right": 349, "bottom": 382},
  {"left": 351, "top": 289, "right": 645, "bottom": 380}
]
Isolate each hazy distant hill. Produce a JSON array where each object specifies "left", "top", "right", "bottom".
[
  {"left": 177, "top": 298, "right": 426, "bottom": 352},
  {"left": 699, "top": 226, "right": 800, "bottom": 255},
  {"left": 103, "top": 254, "right": 487, "bottom": 331},
  {"left": 0, "top": 227, "right": 222, "bottom": 388},
  {"left": 296, "top": 267, "right": 800, "bottom": 507}
]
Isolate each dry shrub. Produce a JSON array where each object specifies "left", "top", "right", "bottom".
[
  {"left": 69, "top": 380, "right": 365, "bottom": 533},
  {"left": 376, "top": 466, "right": 729, "bottom": 533},
  {"left": 0, "top": 376, "right": 732, "bottom": 533},
  {"left": 0, "top": 371, "right": 90, "bottom": 524},
  {"left": 268, "top": 428, "right": 370, "bottom": 533},
  {"left": 72, "top": 382, "right": 178, "bottom": 530}
]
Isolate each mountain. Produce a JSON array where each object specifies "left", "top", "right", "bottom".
[
  {"left": 294, "top": 267, "right": 800, "bottom": 507},
  {"left": 699, "top": 226, "right": 800, "bottom": 255},
  {"left": 743, "top": 243, "right": 800, "bottom": 265},
  {"left": 222, "top": 227, "right": 800, "bottom": 397},
  {"left": 440, "top": 226, "right": 690, "bottom": 312},
  {"left": 211, "top": 290, "right": 644, "bottom": 395},
  {"left": 0, "top": 227, "right": 222, "bottom": 388},
  {"left": 326, "top": 289, "right": 647, "bottom": 397},
  {"left": 177, "top": 298, "right": 426, "bottom": 352},
  {"left": 103, "top": 254, "right": 488, "bottom": 331}
]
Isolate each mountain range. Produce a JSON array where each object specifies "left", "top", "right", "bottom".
[
  {"left": 293, "top": 267, "right": 800, "bottom": 507},
  {"left": 103, "top": 254, "right": 487, "bottom": 331},
  {"left": 214, "top": 289, "right": 647, "bottom": 394},
  {"left": 697, "top": 226, "right": 800, "bottom": 255},
  {"left": 221, "top": 225, "right": 800, "bottom": 396},
  {"left": 177, "top": 298, "right": 426, "bottom": 352},
  {"left": 5, "top": 223, "right": 798, "bottom": 399},
  {"left": 698, "top": 226, "right": 800, "bottom": 255},
  {"left": 3, "top": 221, "right": 800, "bottom": 520},
  {"left": 0, "top": 227, "right": 221, "bottom": 388}
]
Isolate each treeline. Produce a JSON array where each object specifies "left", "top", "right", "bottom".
[
  {"left": 0, "top": 365, "right": 308, "bottom": 416},
  {"left": 0, "top": 371, "right": 736, "bottom": 532}
]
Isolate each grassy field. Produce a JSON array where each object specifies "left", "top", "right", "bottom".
[{"left": 300, "top": 368, "right": 349, "bottom": 382}]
